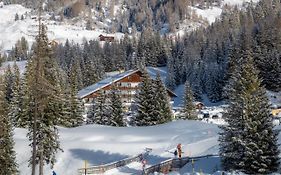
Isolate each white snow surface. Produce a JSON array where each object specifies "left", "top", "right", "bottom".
[
  {"left": 222, "top": 0, "right": 260, "bottom": 6},
  {"left": 14, "top": 120, "right": 281, "bottom": 175},
  {"left": 191, "top": 7, "right": 223, "bottom": 24},
  {"left": 14, "top": 120, "right": 220, "bottom": 175},
  {"left": 0, "top": 1, "right": 261, "bottom": 52},
  {"left": 0, "top": 4, "right": 124, "bottom": 52},
  {"left": 0, "top": 60, "right": 27, "bottom": 75}
]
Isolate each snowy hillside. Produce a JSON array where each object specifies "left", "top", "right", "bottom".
[
  {"left": 0, "top": 4, "right": 124, "bottom": 52},
  {"left": 14, "top": 121, "right": 220, "bottom": 175},
  {"left": 14, "top": 120, "right": 281, "bottom": 175},
  {"left": 0, "top": 0, "right": 260, "bottom": 53},
  {"left": 0, "top": 60, "right": 27, "bottom": 75}
]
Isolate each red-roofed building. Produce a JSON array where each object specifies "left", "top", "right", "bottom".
[{"left": 99, "top": 34, "right": 114, "bottom": 42}]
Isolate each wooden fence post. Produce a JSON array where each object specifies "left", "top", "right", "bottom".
[
  {"left": 192, "top": 158, "right": 195, "bottom": 175},
  {"left": 84, "top": 160, "right": 88, "bottom": 175}
]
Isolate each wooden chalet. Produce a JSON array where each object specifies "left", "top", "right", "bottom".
[
  {"left": 78, "top": 69, "right": 177, "bottom": 112},
  {"left": 99, "top": 34, "right": 115, "bottom": 42}
]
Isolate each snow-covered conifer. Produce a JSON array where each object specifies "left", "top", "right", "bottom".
[
  {"left": 182, "top": 81, "right": 196, "bottom": 120},
  {"left": 135, "top": 70, "right": 157, "bottom": 126},
  {"left": 219, "top": 48, "right": 280, "bottom": 174},
  {"left": 153, "top": 73, "right": 173, "bottom": 123},
  {"left": 108, "top": 84, "right": 125, "bottom": 126},
  {"left": 0, "top": 76, "right": 18, "bottom": 175},
  {"left": 9, "top": 63, "right": 23, "bottom": 127}
]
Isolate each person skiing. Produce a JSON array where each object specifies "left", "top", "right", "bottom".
[
  {"left": 177, "top": 143, "right": 182, "bottom": 158},
  {"left": 141, "top": 159, "right": 147, "bottom": 172},
  {"left": 52, "top": 170, "right": 57, "bottom": 175}
]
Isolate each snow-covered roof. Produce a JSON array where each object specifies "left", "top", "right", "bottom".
[
  {"left": 78, "top": 67, "right": 177, "bottom": 99},
  {"left": 78, "top": 69, "right": 140, "bottom": 98}
]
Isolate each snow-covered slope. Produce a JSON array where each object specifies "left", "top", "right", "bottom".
[
  {"left": 0, "top": 4, "right": 124, "bottom": 52},
  {"left": 222, "top": 0, "right": 260, "bottom": 6},
  {"left": 14, "top": 120, "right": 220, "bottom": 175},
  {"left": 0, "top": 0, "right": 260, "bottom": 52},
  {"left": 0, "top": 60, "right": 27, "bottom": 75},
  {"left": 14, "top": 120, "right": 281, "bottom": 175}
]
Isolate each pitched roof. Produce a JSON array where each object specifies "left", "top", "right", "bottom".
[
  {"left": 78, "top": 67, "right": 177, "bottom": 99},
  {"left": 78, "top": 69, "right": 140, "bottom": 98}
]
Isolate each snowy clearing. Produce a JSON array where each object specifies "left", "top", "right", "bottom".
[
  {"left": 222, "top": 0, "right": 260, "bottom": 6},
  {"left": 14, "top": 120, "right": 220, "bottom": 175},
  {"left": 0, "top": 0, "right": 261, "bottom": 52},
  {"left": 0, "top": 4, "right": 124, "bottom": 52},
  {"left": 14, "top": 120, "right": 281, "bottom": 175}
]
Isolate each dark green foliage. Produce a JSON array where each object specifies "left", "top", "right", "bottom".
[
  {"left": 219, "top": 50, "right": 280, "bottom": 174},
  {"left": 165, "top": 57, "right": 176, "bottom": 90},
  {"left": 135, "top": 71, "right": 173, "bottom": 126},
  {"left": 3, "top": 65, "right": 13, "bottom": 103},
  {"left": 0, "top": 76, "right": 18, "bottom": 175},
  {"left": 66, "top": 63, "right": 84, "bottom": 127},
  {"left": 135, "top": 71, "right": 157, "bottom": 126},
  {"left": 9, "top": 63, "right": 23, "bottom": 127},
  {"left": 87, "top": 85, "right": 125, "bottom": 126},
  {"left": 182, "top": 81, "right": 196, "bottom": 120},
  {"left": 153, "top": 73, "right": 173, "bottom": 123},
  {"left": 87, "top": 90, "right": 110, "bottom": 125},
  {"left": 8, "top": 37, "right": 29, "bottom": 61},
  {"left": 22, "top": 24, "right": 63, "bottom": 173},
  {"left": 108, "top": 84, "right": 125, "bottom": 127},
  {"left": 14, "top": 13, "right": 19, "bottom": 21}
]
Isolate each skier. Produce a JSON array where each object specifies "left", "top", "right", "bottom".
[
  {"left": 177, "top": 143, "right": 182, "bottom": 158},
  {"left": 141, "top": 159, "right": 147, "bottom": 173},
  {"left": 52, "top": 170, "right": 57, "bottom": 175}
]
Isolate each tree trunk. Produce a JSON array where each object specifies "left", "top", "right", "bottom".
[
  {"left": 31, "top": 109, "right": 38, "bottom": 175},
  {"left": 39, "top": 149, "right": 44, "bottom": 175}
]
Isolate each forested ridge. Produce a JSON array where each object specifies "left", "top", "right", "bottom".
[
  {"left": 2, "top": 0, "right": 280, "bottom": 104},
  {"left": 0, "top": 0, "right": 281, "bottom": 174},
  {"left": 3, "top": 0, "right": 223, "bottom": 33}
]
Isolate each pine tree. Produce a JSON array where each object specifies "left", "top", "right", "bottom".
[
  {"left": 108, "top": 84, "right": 125, "bottom": 126},
  {"left": 153, "top": 73, "right": 173, "bottom": 123},
  {"left": 9, "top": 63, "right": 23, "bottom": 127},
  {"left": 182, "top": 81, "right": 196, "bottom": 120},
  {"left": 0, "top": 55, "right": 3, "bottom": 66},
  {"left": 23, "top": 23, "right": 62, "bottom": 175},
  {"left": 66, "top": 63, "right": 84, "bottom": 127},
  {"left": 0, "top": 76, "right": 18, "bottom": 175},
  {"left": 3, "top": 65, "right": 14, "bottom": 103},
  {"left": 14, "top": 13, "right": 19, "bottom": 21},
  {"left": 191, "top": 74, "right": 202, "bottom": 101},
  {"left": 135, "top": 71, "right": 157, "bottom": 126},
  {"left": 87, "top": 90, "right": 110, "bottom": 125},
  {"left": 165, "top": 57, "right": 176, "bottom": 90},
  {"left": 219, "top": 50, "right": 280, "bottom": 174}
]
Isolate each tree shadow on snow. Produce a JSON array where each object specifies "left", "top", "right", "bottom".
[
  {"left": 145, "top": 154, "right": 170, "bottom": 165},
  {"left": 179, "top": 156, "right": 221, "bottom": 174},
  {"left": 70, "top": 149, "right": 128, "bottom": 165},
  {"left": 116, "top": 165, "right": 141, "bottom": 174}
]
